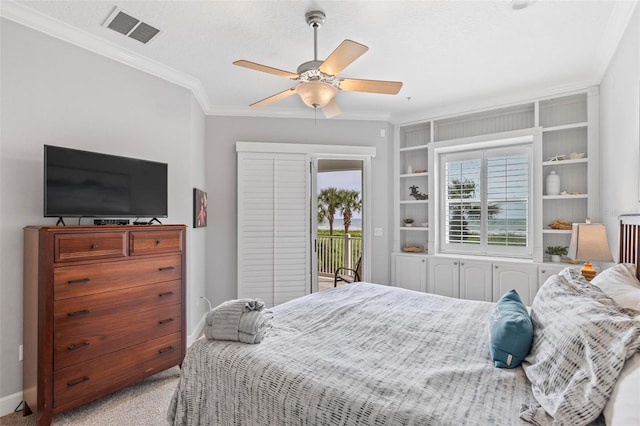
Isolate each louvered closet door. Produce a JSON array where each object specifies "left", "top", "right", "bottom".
[{"left": 237, "top": 152, "right": 310, "bottom": 307}]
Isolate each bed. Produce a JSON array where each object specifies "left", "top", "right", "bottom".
[{"left": 168, "top": 217, "right": 640, "bottom": 426}]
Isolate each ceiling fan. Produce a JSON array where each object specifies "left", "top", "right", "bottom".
[{"left": 233, "top": 10, "right": 403, "bottom": 118}]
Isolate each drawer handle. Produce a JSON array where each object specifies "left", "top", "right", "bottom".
[
  {"left": 156, "top": 240, "right": 161, "bottom": 245},
  {"left": 158, "top": 318, "right": 175, "bottom": 325},
  {"left": 158, "top": 346, "right": 175, "bottom": 354},
  {"left": 158, "top": 267, "right": 175, "bottom": 272},
  {"left": 68, "top": 341, "right": 90, "bottom": 351},
  {"left": 67, "top": 376, "right": 90, "bottom": 387},
  {"left": 90, "top": 244, "right": 98, "bottom": 249},
  {"left": 67, "top": 278, "right": 91, "bottom": 285},
  {"left": 67, "top": 309, "right": 91, "bottom": 317},
  {"left": 159, "top": 291, "right": 175, "bottom": 298}
]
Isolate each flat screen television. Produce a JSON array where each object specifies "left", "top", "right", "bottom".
[{"left": 44, "top": 145, "right": 168, "bottom": 219}]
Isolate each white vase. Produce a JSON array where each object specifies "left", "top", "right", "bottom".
[
  {"left": 551, "top": 255, "right": 561, "bottom": 263},
  {"left": 546, "top": 170, "right": 560, "bottom": 195},
  {"left": 407, "top": 164, "right": 413, "bottom": 174}
]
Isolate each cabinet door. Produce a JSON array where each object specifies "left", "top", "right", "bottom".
[
  {"left": 492, "top": 263, "right": 538, "bottom": 305},
  {"left": 459, "top": 260, "right": 492, "bottom": 302},
  {"left": 393, "top": 254, "right": 427, "bottom": 292},
  {"left": 428, "top": 258, "right": 460, "bottom": 298},
  {"left": 538, "top": 264, "right": 565, "bottom": 289}
]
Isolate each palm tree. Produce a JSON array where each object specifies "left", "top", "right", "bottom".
[
  {"left": 448, "top": 178, "right": 500, "bottom": 242},
  {"left": 339, "top": 189, "right": 362, "bottom": 234},
  {"left": 317, "top": 187, "right": 342, "bottom": 235}
]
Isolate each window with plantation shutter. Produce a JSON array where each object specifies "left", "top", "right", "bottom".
[{"left": 440, "top": 144, "right": 532, "bottom": 257}]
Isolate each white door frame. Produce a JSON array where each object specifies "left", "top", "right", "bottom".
[{"left": 237, "top": 142, "right": 375, "bottom": 288}]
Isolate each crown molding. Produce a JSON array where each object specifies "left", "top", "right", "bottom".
[
  {"left": 0, "top": 0, "right": 213, "bottom": 113},
  {"left": 391, "top": 79, "right": 599, "bottom": 126},
  {"left": 208, "top": 105, "right": 391, "bottom": 122}
]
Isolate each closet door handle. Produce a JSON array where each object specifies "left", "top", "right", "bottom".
[
  {"left": 158, "top": 318, "right": 175, "bottom": 325},
  {"left": 158, "top": 267, "right": 175, "bottom": 272},
  {"left": 67, "top": 376, "right": 90, "bottom": 387},
  {"left": 158, "top": 291, "right": 175, "bottom": 298},
  {"left": 90, "top": 244, "right": 98, "bottom": 249}
]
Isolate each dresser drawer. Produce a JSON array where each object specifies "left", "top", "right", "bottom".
[
  {"left": 53, "top": 332, "right": 182, "bottom": 409},
  {"left": 54, "top": 254, "right": 181, "bottom": 300},
  {"left": 54, "top": 302, "right": 181, "bottom": 370},
  {"left": 130, "top": 229, "right": 183, "bottom": 256},
  {"left": 54, "top": 232, "right": 127, "bottom": 263},
  {"left": 54, "top": 279, "right": 181, "bottom": 327}
]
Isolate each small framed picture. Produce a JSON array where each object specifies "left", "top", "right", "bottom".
[{"left": 193, "top": 188, "right": 207, "bottom": 228}]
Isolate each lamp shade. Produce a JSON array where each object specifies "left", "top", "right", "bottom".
[
  {"left": 568, "top": 223, "right": 613, "bottom": 262},
  {"left": 295, "top": 81, "right": 337, "bottom": 109}
]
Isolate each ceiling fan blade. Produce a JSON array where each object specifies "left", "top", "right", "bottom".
[
  {"left": 319, "top": 40, "right": 368, "bottom": 76},
  {"left": 250, "top": 87, "right": 297, "bottom": 108},
  {"left": 322, "top": 98, "right": 341, "bottom": 118},
  {"left": 340, "top": 78, "right": 403, "bottom": 94},
  {"left": 233, "top": 60, "right": 298, "bottom": 79}
]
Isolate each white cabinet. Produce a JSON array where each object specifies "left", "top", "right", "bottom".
[
  {"left": 428, "top": 257, "right": 460, "bottom": 298},
  {"left": 392, "top": 254, "right": 428, "bottom": 292},
  {"left": 492, "top": 263, "right": 539, "bottom": 305},
  {"left": 459, "top": 260, "right": 493, "bottom": 302},
  {"left": 538, "top": 264, "right": 566, "bottom": 288},
  {"left": 539, "top": 89, "right": 599, "bottom": 262},
  {"left": 396, "top": 123, "right": 430, "bottom": 255}
]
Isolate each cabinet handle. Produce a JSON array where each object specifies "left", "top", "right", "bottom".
[
  {"left": 421, "top": 259, "right": 425, "bottom": 263},
  {"left": 67, "top": 278, "right": 91, "bottom": 285},
  {"left": 158, "top": 346, "right": 175, "bottom": 354},
  {"left": 90, "top": 244, "right": 98, "bottom": 249},
  {"left": 158, "top": 266, "right": 175, "bottom": 272},
  {"left": 67, "top": 341, "right": 90, "bottom": 351},
  {"left": 159, "top": 291, "right": 175, "bottom": 297},
  {"left": 495, "top": 265, "right": 499, "bottom": 269},
  {"left": 67, "top": 309, "right": 91, "bottom": 317},
  {"left": 454, "top": 262, "right": 458, "bottom": 265},
  {"left": 67, "top": 376, "right": 90, "bottom": 387},
  {"left": 541, "top": 270, "right": 546, "bottom": 274},
  {"left": 158, "top": 318, "right": 175, "bottom": 325},
  {"left": 156, "top": 240, "right": 161, "bottom": 245},
  {"left": 461, "top": 262, "right": 464, "bottom": 266}
]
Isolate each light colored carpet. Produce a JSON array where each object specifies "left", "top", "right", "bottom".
[{"left": 0, "top": 367, "right": 180, "bottom": 426}]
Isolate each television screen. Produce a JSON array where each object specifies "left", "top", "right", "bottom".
[{"left": 44, "top": 145, "right": 168, "bottom": 218}]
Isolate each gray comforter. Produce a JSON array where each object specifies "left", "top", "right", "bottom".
[{"left": 168, "top": 282, "right": 537, "bottom": 425}]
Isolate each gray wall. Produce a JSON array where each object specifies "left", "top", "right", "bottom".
[
  {"left": 0, "top": 19, "right": 206, "bottom": 405},
  {"left": 203, "top": 116, "right": 394, "bottom": 306},
  {"left": 600, "top": 6, "right": 640, "bottom": 254}
]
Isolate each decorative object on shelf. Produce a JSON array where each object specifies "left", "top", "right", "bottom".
[
  {"left": 409, "top": 185, "right": 428, "bottom": 200},
  {"left": 414, "top": 168, "right": 427, "bottom": 173},
  {"left": 545, "top": 170, "right": 560, "bottom": 195},
  {"left": 407, "top": 164, "right": 413, "bottom": 174},
  {"left": 402, "top": 244, "right": 423, "bottom": 253},
  {"left": 568, "top": 220, "right": 613, "bottom": 281},
  {"left": 545, "top": 246, "right": 568, "bottom": 263},
  {"left": 549, "top": 154, "right": 565, "bottom": 161},
  {"left": 403, "top": 218, "right": 414, "bottom": 227},
  {"left": 548, "top": 219, "right": 572, "bottom": 230},
  {"left": 568, "top": 152, "right": 585, "bottom": 159},
  {"left": 421, "top": 222, "right": 428, "bottom": 227},
  {"left": 193, "top": 188, "right": 208, "bottom": 228}
]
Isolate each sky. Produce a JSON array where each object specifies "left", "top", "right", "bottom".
[{"left": 317, "top": 170, "right": 362, "bottom": 220}]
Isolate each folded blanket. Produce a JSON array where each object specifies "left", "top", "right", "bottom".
[{"left": 204, "top": 298, "right": 272, "bottom": 344}]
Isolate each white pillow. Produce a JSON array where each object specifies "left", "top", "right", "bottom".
[
  {"left": 603, "top": 351, "right": 640, "bottom": 426},
  {"left": 591, "top": 263, "right": 640, "bottom": 311}
]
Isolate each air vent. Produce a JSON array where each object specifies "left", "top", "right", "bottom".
[{"left": 103, "top": 7, "right": 161, "bottom": 44}]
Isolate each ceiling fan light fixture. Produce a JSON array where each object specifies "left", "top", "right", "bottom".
[{"left": 295, "top": 81, "right": 337, "bottom": 109}]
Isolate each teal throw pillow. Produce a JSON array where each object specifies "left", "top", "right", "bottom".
[{"left": 489, "top": 289, "right": 533, "bottom": 368}]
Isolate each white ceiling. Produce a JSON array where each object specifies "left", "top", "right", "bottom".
[{"left": 4, "top": 0, "right": 637, "bottom": 122}]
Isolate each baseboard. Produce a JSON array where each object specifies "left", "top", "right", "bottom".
[
  {"left": 187, "top": 313, "right": 206, "bottom": 347},
  {"left": 0, "top": 391, "right": 23, "bottom": 418}
]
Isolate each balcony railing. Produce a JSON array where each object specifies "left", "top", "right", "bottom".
[{"left": 317, "top": 234, "right": 362, "bottom": 277}]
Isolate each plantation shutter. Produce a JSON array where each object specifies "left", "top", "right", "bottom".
[{"left": 237, "top": 152, "right": 310, "bottom": 307}]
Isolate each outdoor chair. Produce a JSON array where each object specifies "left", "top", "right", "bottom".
[{"left": 334, "top": 256, "right": 362, "bottom": 287}]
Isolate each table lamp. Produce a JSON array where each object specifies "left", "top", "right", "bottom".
[{"left": 567, "top": 221, "right": 613, "bottom": 281}]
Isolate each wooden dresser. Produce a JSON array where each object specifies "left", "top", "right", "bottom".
[{"left": 23, "top": 225, "right": 186, "bottom": 425}]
